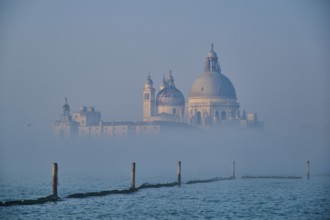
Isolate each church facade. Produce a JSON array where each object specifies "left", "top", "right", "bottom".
[{"left": 54, "top": 45, "right": 263, "bottom": 137}]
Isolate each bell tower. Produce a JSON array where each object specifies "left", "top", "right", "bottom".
[
  {"left": 53, "top": 97, "right": 78, "bottom": 138},
  {"left": 143, "top": 74, "right": 156, "bottom": 121}
]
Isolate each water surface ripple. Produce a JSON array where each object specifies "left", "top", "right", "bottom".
[{"left": 1, "top": 175, "right": 329, "bottom": 219}]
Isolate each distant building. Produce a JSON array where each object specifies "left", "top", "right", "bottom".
[
  {"left": 53, "top": 97, "right": 78, "bottom": 138},
  {"left": 54, "top": 45, "right": 263, "bottom": 137}
]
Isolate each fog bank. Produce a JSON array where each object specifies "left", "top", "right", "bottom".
[{"left": 1, "top": 127, "right": 329, "bottom": 181}]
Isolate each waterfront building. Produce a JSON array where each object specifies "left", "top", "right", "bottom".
[{"left": 54, "top": 45, "right": 263, "bottom": 137}]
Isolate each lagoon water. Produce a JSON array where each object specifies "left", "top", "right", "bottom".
[
  {"left": 1, "top": 173, "right": 329, "bottom": 219},
  {"left": 1, "top": 129, "right": 329, "bottom": 219}
]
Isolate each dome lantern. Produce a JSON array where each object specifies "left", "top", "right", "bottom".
[
  {"left": 204, "top": 43, "right": 221, "bottom": 73},
  {"left": 168, "top": 70, "right": 175, "bottom": 87}
]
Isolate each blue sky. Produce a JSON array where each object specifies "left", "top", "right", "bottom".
[{"left": 0, "top": 0, "right": 329, "bottom": 135}]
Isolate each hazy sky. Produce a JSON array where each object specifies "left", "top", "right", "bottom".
[
  {"left": 0, "top": 0, "right": 329, "bottom": 135},
  {"left": 0, "top": 0, "right": 330, "bottom": 178}
]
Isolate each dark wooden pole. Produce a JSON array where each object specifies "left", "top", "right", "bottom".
[
  {"left": 178, "top": 161, "right": 181, "bottom": 185},
  {"left": 307, "top": 161, "right": 310, "bottom": 179},
  {"left": 233, "top": 161, "right": 236, "bottom": 179},
  {"left": 131, "top": 162, "right": 136, "bottom": 190},
  {"left": 52, "top": 163, "right": 58, "bottom": 197}
]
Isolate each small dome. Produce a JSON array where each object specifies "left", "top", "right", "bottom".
[
  {"left": 190, "top": 72, "right": 236, "bottom": 99},
  {"left": 157, "top": 87, "right": 185, "bottom": 106},
  {"left": 88, "top": 106, "right": 95, "bottom": 112},
  {"left": 80, "top": 106, "right": 87, "bottom": 112},
  {"left": 207, "top": 50, "right": 217, "bottom": 59}
]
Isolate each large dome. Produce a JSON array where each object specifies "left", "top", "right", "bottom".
[
  {"left": 189, "top": 44, "right": 237, "bottom": 100},
  {"left": 157, "top": 87, "right": 185, "bottom": 106},
  {"left": 190, "top": 72, "right": 237, "bottom": 99}
]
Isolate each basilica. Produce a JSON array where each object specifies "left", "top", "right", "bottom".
[{"left": 54, "top": 45, "right": 263, "bottom": 137}]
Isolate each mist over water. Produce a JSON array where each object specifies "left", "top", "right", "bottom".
[
  {"left": 1, "top": 112, "right": 329, "bottom": 219},
  {"left": 1, "top": 126, "right": 329, "bottom": 181}
]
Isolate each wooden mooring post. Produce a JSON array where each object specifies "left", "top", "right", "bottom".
[
  {"left": 307, "top": 160, "right": 310, "bottom": 179},
  {"left": 131, "top": 162, "right": 136, "bottom": 190},
  {"left": 52, "top": 163, "right": 58, "bottom": 197},
  {"left": 233, "top": 161, "right": 236, "bottom": 178},
  {"left": 178, "top": 161, "right": 181, "bottom": 185}
]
